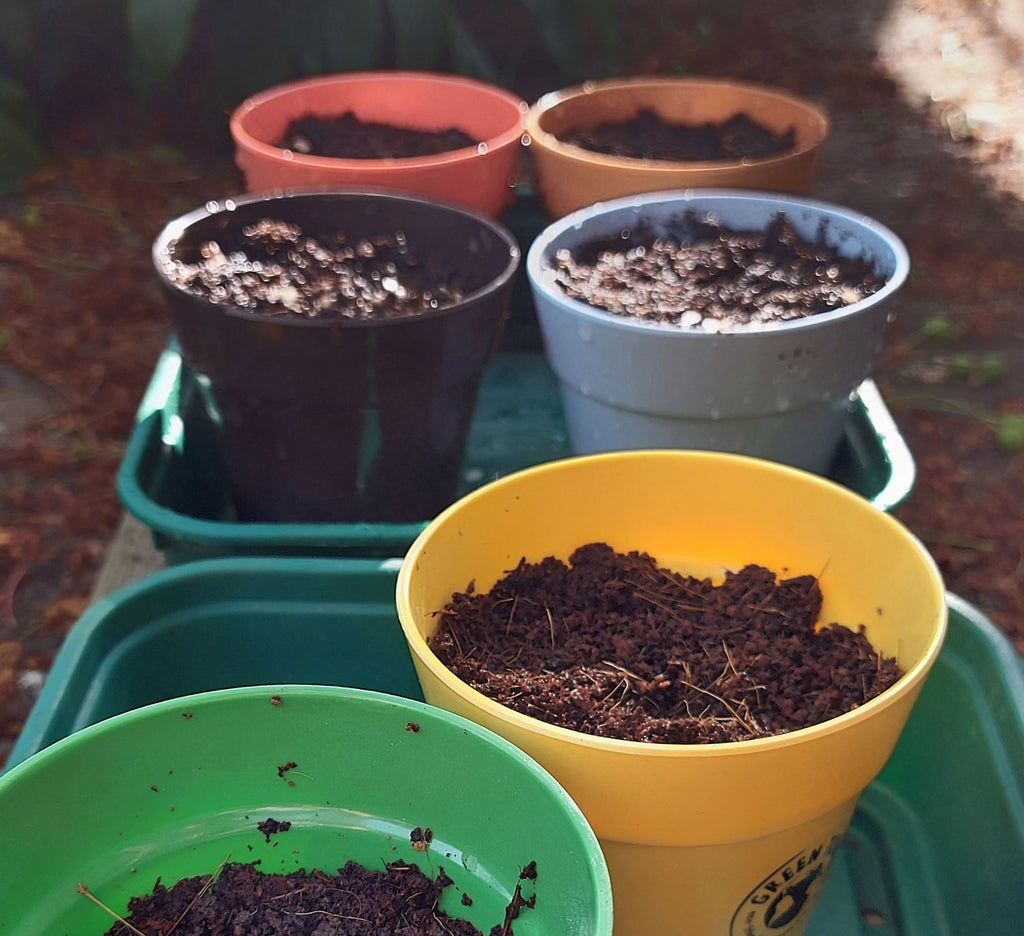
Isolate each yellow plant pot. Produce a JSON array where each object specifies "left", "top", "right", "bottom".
[
  {"left": 396, "top": 451, "right": 947, "bottom": 936},
  {"left": 524, "top": 76, "right": 830, "bottom": 219}
]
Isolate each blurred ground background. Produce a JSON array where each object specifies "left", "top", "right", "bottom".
[{"left": 1, "top": 0, "right": 1023, "bottom": 766}]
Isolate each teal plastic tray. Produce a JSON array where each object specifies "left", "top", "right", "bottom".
[
  {"left": 117, "top": 346, "right": 915, "bottom": 563},
  {"left": 6, "top": 562, "right": 1022, "bottom": 935}
]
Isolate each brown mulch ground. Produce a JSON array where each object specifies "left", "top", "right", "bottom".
[{"left": 1, "top": 0, "right": 1023, "bottom": 768}]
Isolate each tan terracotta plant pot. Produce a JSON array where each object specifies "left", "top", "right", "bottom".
[
  {"left": 230, "top": 71, "right": 528, "bottom": 218},
  {"left": 524, "top": 76, "right": 830, "bottom": 219}
]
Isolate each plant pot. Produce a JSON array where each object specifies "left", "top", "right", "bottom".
[
  {"left": 152, "top": 189, "right": 519, "bottom": 522},
  {"left": 524, "top": 76, "right": 830, "bottom": 219},
  {"left": 0, "top": 685, "right": 613, "bottom": 934},
  {"left": 395, "top": 451, "right": 947, "bottom": 936},
  {"left": 526, "top": 189, "right": 910, "bottom": 474},
  {"left": 230, "top": 71, "right": 528, "bottom": 219}
]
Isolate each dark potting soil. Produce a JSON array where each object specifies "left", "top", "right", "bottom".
[
  {"left": 164, "top": 219, "right": 464, "bottom": 320},
  {"left": 103, "top": 855, "right": 538, "bottom": 936},
  {"left": 560, "top": 110, "right": 795, "bottom": 162},
  {"left": 432, "top": 542, "right": 903, "bottom": 744},
  {"left": 279, "top": 111, "right": 479, "bottom": 159},
  {"left": 549, "top": 212, "right": 887, "bottom": 331}
]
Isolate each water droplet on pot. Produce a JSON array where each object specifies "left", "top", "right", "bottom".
[
  {"left": 282, "top": 150, "right": 295, "bottom": 161},
  {"left": 205, "top": 200, "right": 219, "bottom": 213},
  {"left": 476, "top": 142, "right": 489, "bottom": 155},
  {"left": 518, "top": 101, "right": 529, "bottom": 114},
  {"left": 507, "top": 175, "right": 518, "bottom": 188},
  {"left": 243, "top": 99, "right": 255, "bottom": 112},
  {"left": 577, "top": 322, "right": 593, "bottom": 342},
  {"left": 224, "top": 199, "right": 236, "bottom": 212},
  {"left": 521, "top": 133, "right": 532, "bottom": 147},
  {"left": 582, "top": 80, "right": 596, "bottom": 93},
  {"left": 161, "top": 413, "right": 184, "bottom": 448},
  {"left": 463, "top": 854, "right": 479, "bottom": 872},
  {"left": 620, "top": 228, "right": 630, "bottom": 239}
]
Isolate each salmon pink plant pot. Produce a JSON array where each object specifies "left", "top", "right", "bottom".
[{"left": 231, "top": 71, "right": 528, "bottom": 219}]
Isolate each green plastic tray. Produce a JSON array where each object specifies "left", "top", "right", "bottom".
[
  {"left": 6, "top": 561, "right": 1023, "bottom": 935},
  {"left": 117, "top": 346, "right": 915, "bottom": 563}
]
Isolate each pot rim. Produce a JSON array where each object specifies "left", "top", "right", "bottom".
[
  {"left": 0, "top": 683, "right": 615, "bottom": 936},
  {"left": 231, "top": 70, "right": 528, "bottom": 171},
  {"left": 152, "top": 186, "right": 521, "bottom": 329},
  {"left": 396, "top": 450, "right": 948, "bottom": 759},
  {"left": 525, "top": 187, "right": 910, "bottom": 337},
  {"left": 524, "top": 74, "right": 830, "bottom": 171}
]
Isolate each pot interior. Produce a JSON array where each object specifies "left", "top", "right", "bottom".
[{"left": 0, "top": 685, "right": 612, "bottom": 935}]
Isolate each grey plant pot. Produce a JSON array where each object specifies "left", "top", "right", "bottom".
[{"left": 526, "top": 189, "right": 910, "bottom": 474}]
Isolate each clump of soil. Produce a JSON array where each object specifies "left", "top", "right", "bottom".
[
  {"left": 103, "top": 858, "right": 530, "bottom": 936},
  {"left": 549, "top": 213, "right": 887, "bottom": 331},
  {"left": 162, "top": 219, "right": 464, "bottom": 320},
  {"left": 279, "top": 111, "right": 479, "bottom": 159},
  {"left": 432, "top": 542, "right": 902, "bottom": 743},
  {"left": 560, "top": 110, "right": 795, "bottom": 161}
]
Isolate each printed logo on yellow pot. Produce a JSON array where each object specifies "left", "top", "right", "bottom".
[{"left": 731, "top": 836, "right": 843, "bottom": 936}]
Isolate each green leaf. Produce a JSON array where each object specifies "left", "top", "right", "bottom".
[
  {"left": 0, "top": 75, "right": 43, "bottom": 193},
  {"left": 207, "top": 0, "right": 294, "bottom": 111},
  {"left": 447, "top": 13, "right": 500, "bottom": 83},
  {"left": 127, "top": 0, "right": 201, "bottom": 87},
  {"left": 317, "top": 0, "right": 387, "bottom": 73},
  {"left": 0, "top": 110, "right": 43, "bottom": 195},
  {"left": 0, "top": 0, "right": 34, "bottom": 71},
  {"left": 386, "top": 0, "right": 449, "bottom": 70},
  {"left": 518, "top": 0, "right": 581, "bottom": 79},
  {"left": 995, "top": 413, "right": 1024, "bottom": 452}
]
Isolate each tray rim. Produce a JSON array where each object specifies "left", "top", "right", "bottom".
[{"left": 117, "top": 345, "right": 916, "bottom": 553}]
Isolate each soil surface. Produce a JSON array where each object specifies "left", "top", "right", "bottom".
[
  {"left": 280, "top": 112, "right": 479, "bottom": 159},
  {"left": 549, "top": 213, "right": 886, "bottom": 329},
  {"left": 561, "top": 110, "right": 796, "bottom": 161},
  {"left": 165, "top": 220, "right": 464, "bottom": 319},
  {"left": 433, "top": 542, "right": 902, "bottom": 743},
  {"left": 2, "top": 0, "right": 1024, "bottom": 767},
  {"left": 104, "top": 859, "right": 494, "bottom": 936}
]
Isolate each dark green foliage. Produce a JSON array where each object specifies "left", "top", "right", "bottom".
[{"left": 0, "top": 0, "right": 621, "bottom": 192}]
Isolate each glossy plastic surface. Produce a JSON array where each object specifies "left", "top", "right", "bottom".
[
  {"left": 232, "top": 71, "right": 526, "bottom": 218},
  {"left": 0, "top": 683, "right": 612, "bottom": 936},
  {"left": 6, "top": 562, "right": 1019, "bottom": 934}
]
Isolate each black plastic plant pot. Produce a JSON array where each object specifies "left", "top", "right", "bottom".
[{"left": 152, "top": 190, "right": 520, "bottom": 522}]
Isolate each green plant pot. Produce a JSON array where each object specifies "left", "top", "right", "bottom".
[{"left": 0, "top": 685, "right": 613, "bottom": 935}]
